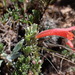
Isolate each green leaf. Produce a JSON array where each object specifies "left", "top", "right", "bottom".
[
  {"left": 6, "top": 52, "right": 20, "bottom": 62},
  {"left": 11, "top": 0, "right": 16, "bottom": 2},
  {"left": 1, "top": 53, "right": 7, "bottom": 57},
  {"left": 28, "top": 14, "right": 34, "bottom": 23},
  {"left": 0, "top": 43, "right": 3, "bottom": 53},
  {"left": 23, "top": 46, "right": 32, "bottom": 55},
  {"left": 3, "top": 0, "right": 6, "bottom": 6},
  {"left": 5, "top": 39, "right": 24, "bottom": 62},
  {"left": 18, "top": 0, "right": 24, "bottom": 2},
  {"left": 32, "top": 10, "right": 41, "bottom": 22},
  {"left": 0, "top": 60, "right": 3, "bottom": 67},
  {"left": 12, "top": 39, "right": 24, "bottom": 54}
]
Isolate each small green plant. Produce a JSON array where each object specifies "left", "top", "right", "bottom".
[
  {"left": 0, "top": 39, "right": 24, "bottom": 62},
  {"left": 0, "top": 43, "right": 3, "bottom": 54},
  {"left": 12, "top": 23, "right": 42, "bottom": 75},
  {"left": 25, "top": 23, "right": 37, "bottom": 43},
  {"left": 0, "top": 43, "right": 4, "bottom": 67}
]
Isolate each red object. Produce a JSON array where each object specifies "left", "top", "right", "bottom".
[
  {"left": 36, "top": 26, "right": 75, "bottom": 49},
  {"left": 36, "top": 29, "right": 74, "bottom": 40},
  {"left": 66, "top": 40, "right": 74, "bottom": 48},
  {"left": 66, "top": 26, "right": 75, "bottom": 31}
]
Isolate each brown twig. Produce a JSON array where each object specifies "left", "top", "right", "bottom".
[
  {"left": 43, "top": 41, "right": 75, "bottom": 53},
  {"left": 49, "top": 52, "right": 75, "bottom": 65}
]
